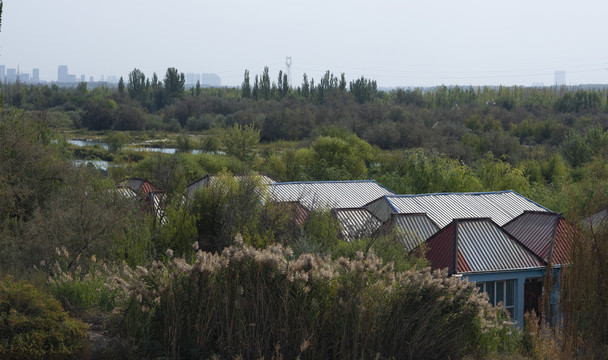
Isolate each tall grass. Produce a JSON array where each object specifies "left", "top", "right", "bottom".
[
  {"left": 560, "top": 224, "right": 608, "bottom": 358},
  {"left": 108, "top": 236, "right": 521, "bottom": 359}
]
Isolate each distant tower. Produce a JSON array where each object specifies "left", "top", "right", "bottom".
[
  {"left": 555, "top": 70, "right": 566, "bottom": 86},
  {"left": 32, "top": 68, "right": 40, "bottom": 83},
  {"left": 58, "top": 65, "right": 68, "bottom": 82},
  {"left": 285, "top": 56, "right": 292, "bottom": 87}
]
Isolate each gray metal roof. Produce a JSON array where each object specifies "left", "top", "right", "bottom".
[
  {"left": 584, "top": 207, "right": 608, "bottom": 231},
  {"left": 379, "top": 191, "right": 550, "bottom": 229},
  {"left": 266, "top": 180, "right": 395, "bottom": 211},
  {"left": 332, "top": 208, "right": 383, "bottom": 242},
  {"left": 456, "top": 219, "right": 545, "bottom": 273},
  {"left": 386, "top": 213, "right": 440, "bottom": 252}
]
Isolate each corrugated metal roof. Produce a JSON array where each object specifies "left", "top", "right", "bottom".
[
  {"left": 379, "top": 213, "right": 440, "bottom": 252},
  {"left": 584, "top": 207, "right": 608, "bottom": 232},
  {"left": 552, "top": 217, "right": 575, "bottom": 265},
  {"left": 379, "top": 191, "right": 550, "bottom": 228},
  {"left": 115, "top": 187, "right": 139, "bottom": 198},
  {"left": 503, "top": 211, "right": 575, "bottom": 265},
  {"left": 119, "top": 177, "right": 162, "bottom": 196},
  {"left": 267, "top": 180, "right": 395, "bottom": 211},
  {"left": 186, "top": 174, "right": 276, "bottom": 197},
  {"left": 427, "top": 218, "right": 546, "bottom": 274},
  {"left": 332, "top": 208, "right": 382, "bottom": 242},
  {"left": 426, "top": 222, "right": 457, "bottom": 273}
]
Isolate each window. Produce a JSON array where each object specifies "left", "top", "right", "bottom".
[{"left": 476, "top": 280, "right": 515, "bottom": 318}]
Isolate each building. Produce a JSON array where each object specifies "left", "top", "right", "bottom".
[
  {"left": 364, "top": 191, "right": 550, "bottom": 227},
  {"left": 267, "top": 180, "right": 395, "bottom": 211},
  {"left": 32, "top": 68, "right": 40, "bottom": 83},
  {"left": 6, "top": 68, "right": 17, "bottom": 83},
  {"left": 425, "top": 218, "right": 547, "bottom": 327},
  {"left": 374, "top": 213, "right": 440, "bottom": 251},
  {"left": 555, "top": 71, "right": 566, "bottom": 86},
  {"left": 18, "top": 73, "right": 30, "bottom": 83},
  {"left": 332, "top": 208, "right": 383, "bottom": 242},
  {"left": 201, "top": 73, "right": 221, "bottom": 87},
  {"left": 186, "top": 73, "right": 200, "bottom": 85},
  {"left": 502, "top": 211, "right": 577, "bottom": 321},
  {"left": 58, "top": 65, "right": 68, "bottom": 82}
]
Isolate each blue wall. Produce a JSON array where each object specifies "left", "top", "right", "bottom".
[{"left": 462, "top": 268, "right": 547, "bottom": 328}]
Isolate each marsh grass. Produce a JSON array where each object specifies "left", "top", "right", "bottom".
[{"left": 105, "top": 237, "right": 522, "bottom": 359}]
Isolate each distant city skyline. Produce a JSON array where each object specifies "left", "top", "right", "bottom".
[
  {"left": 2, "top": 1, "right": 608, "bottom": 88},
  {"left": 0, "top": 64, "right": 222, "bottom": 86}
]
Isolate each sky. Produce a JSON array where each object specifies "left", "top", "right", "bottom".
[{"left": 2, "top": 0, "right": 608, "bottom": 88}]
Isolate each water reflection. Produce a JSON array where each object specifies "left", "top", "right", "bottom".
[{"left": 68, "top": 139, "right": 214, "bottom": 155}]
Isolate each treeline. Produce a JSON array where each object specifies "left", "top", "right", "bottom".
[{"left": 3, "top": 67, "right": 608, "bottom": 165}]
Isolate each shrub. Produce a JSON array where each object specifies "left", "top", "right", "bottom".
[
  {"left": 110, "top": 240, "right": 522, "bottom": 359},
  {"left": 0, "top": 276, "right": 88, "bottom": 360}
]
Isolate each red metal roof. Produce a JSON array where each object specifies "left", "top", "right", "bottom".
[
  {"left": 503, "top": 211, "right": 576, "bottom": 265},
  {"left": 426, "top": 222, "right": 457, "bottom": 273},
  {"left": 426, "top": 218, "right": 545, "bottom": 274}
]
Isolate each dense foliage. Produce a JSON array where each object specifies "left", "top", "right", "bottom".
[
  {"left": 0, "top": 276, "right": 88, "bottom": 359},
  {"left": 3, "top": 69, "right": 608, "bottom": 357}
]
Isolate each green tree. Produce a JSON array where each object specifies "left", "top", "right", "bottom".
[
  {"left": 127, "top": 68, "right": 147, "bottom": 105},
  {"left": 260, "top": 66, "right": 271, "bottom": 100},
  {"left": 164, "top": 67, "right": 185, "bottom": 102},
  {"left": 241, "top": 69, "right": 251, "bottom": 98},
  {"left": 301, "top": 73, "right": 310, "bottom": 99},
  {"left": 118, "top": 76, "right": 125, "bottom": 95},
  {"left": 349, "top": 76, "right": 377, "bottom": 103},
  {"left": 562, "top": 129, "right": 592, "bottom": 167},
  {"left": 222, "top": 123, "right": 260, "bottom": 162}
]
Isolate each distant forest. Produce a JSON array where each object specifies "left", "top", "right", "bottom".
[
  {"left": 3, "top": 66, "right": 608, "bottom": 217},
  {"left": 4, "top": 66, "right": 608, "bottom": 358}
]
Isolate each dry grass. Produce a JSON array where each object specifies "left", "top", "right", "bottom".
[{"left": 97, "top": 236, "right": 523, "bottom": 359}]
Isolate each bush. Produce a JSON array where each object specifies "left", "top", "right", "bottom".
[
  {"left": 0, "top": 276, "right": 88, "bottom": 359},
  {"left": 110, "top": 241, "right": 523, "bottom": 359}
]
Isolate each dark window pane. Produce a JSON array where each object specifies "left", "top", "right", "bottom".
[
  {"left": 506, "top": 280, "right": 514, "bottom": 307},
  {"left": 486, "top": 281, "right": 495, "bottom": 305},
  {"left": 496, "top": 281, "right": 505, "bottom": 305}
]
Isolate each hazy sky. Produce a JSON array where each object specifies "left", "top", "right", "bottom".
[{"left": 2, "top": 0, "right": 608, "bottom": 88}]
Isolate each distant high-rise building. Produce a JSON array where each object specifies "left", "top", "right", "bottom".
[
  {"left": 186, "top": 73, "right": 200, "bottom": 85},
  {"left": 58, "top": 65, "right": 69, "bottom": 82},
  {"left": 555, "top": 71, "right": 566, "bottom": 86},
  {"left": 0, "top": 65, "right": 5, "bottom": 82},
  {"left": 32, "top": 68, "right": 40, "bottom": 83},
  {"left": 201, "top": 73, "right": 221, "bottom": 87},
  {"left": 89, "top": 76, "right": 94, "bottom": 82},
  {"left": 6, "top": 68, "right": 17, "bottom": 83},
  {"left": 81, "top": 74, "right": 85, "bottom": 82},
  {"left": 18, "top": 73, "right": 30, "bottom": 83}
]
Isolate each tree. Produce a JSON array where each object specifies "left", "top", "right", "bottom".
[
  {"left": 127, "top": 68, "right": 147, "bottom": 105},
  {"left": 260, "top": 66, "right": 271, "bottom": 100},
  {"left": 118, "top": 76, "right": 125, "bottom": 95},
  {"left": 164, "top": 67, "right": 185, "bottom": 103},
  {"left": 301, "top": 73, "right": 310, "bottom": 99},
  {"left": 241, "top": 70, "right": 251, "bottom": 98},
  {"left": 252, "top": 75, "right": 259, "bottom": 101},
  {"left": 222, "top": 123, "right": 260, "bottom": 162},
  {"left": 349, "top": 76, "right": 377, "bottom": 103}
]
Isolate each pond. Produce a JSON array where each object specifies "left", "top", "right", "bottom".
[{"left": 68, "top": 139, "right": 220, "bottom": 155}]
